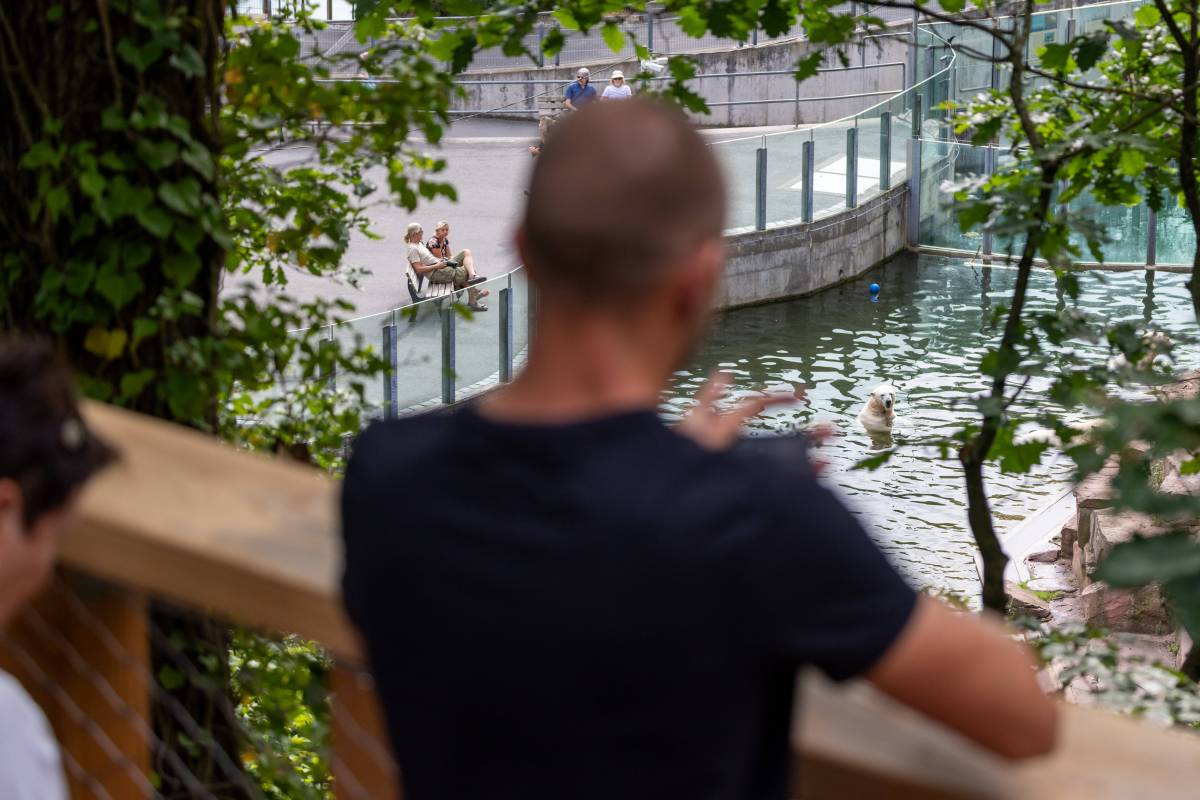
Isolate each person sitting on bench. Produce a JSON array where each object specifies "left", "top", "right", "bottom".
[
  {"left": 427, "top": 221, "right": 489, "bottom": 311},
  {"left": 404, "top": 223, "right": 487, "bottom": 310}
]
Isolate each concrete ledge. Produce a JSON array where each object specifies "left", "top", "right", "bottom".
[{"left": 717, "top": 185, "right": 908, "bottom": 310}]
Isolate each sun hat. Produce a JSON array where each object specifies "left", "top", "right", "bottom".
[{"left": 611, "top": 70, "right": 624, "bottom": 80}]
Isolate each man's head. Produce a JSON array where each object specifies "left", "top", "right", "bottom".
[
  {"left": 0, "top": 340, "right": 114, "bottom": 625},
  {"left": 576, "top": 67, "right": 589, "bottom": 85},
  {"left": 518, "top": 98, "right": 726, "bottom": 368},
  {"left": 405, "top": 222, "right": 423, "bottom": 243}
]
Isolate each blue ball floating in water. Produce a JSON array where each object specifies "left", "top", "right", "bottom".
[{"left": 869, "top": 282, "right": 881, "bottom": 295}]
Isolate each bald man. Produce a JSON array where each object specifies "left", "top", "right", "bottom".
[{"left": 341, "top": 99, "right": 1057, "bottom": 800}]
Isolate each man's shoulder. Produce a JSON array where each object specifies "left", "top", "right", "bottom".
[{"left": 0, "top": 670, "right": 65, "bottom": 798}]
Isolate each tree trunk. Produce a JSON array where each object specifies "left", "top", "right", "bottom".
[{"left": 0, "top": 2, "right": 252, "bottom": 796}]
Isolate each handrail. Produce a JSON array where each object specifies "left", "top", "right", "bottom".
[{"left": 60, "top": 399, "right": 1200, "bottom": 796}]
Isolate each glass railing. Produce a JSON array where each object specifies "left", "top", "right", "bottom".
[
  {"left": 709, "top": 27, "right": 955, "bottom": 233},
  {"left": 300, "top": 268, "right": 531, "bottom": 419},
  {"left": 910, "top": 1, "right": 1194, "bottom": 267}
]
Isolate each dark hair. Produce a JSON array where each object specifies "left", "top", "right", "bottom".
[
  {"left": 0, "top": 340, "right": 116, "bottom": 528},
  {"left": 522, "top": 98, "right": 725, "bottom": 301}
]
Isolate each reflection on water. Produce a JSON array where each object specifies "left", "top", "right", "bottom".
[{"left": 665, "top": 253, "right": 1199, "bottom": 597}]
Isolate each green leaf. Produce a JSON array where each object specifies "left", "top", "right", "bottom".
[
  {"left": 1118, "top": 149, "right": 1145, "bottom": 177},
  {"left": 44, "top": 186, "right": 70, "bottom": 221},
  {"left": 79, "top": 171, "right": 106, "bottom": 199},
  {"left": 158, "top": 178, "right": 201, "bottom": 214},
  {"left": 1075, "top": 33, "right": 1109, "bottom": 71},
  {"left": 131, "top": 318, "right": 158, "bottom": 349},
  {"left": 163, "top": 251, "right": 202, "bottom": 287},
  {"left": 1134, "top": 4, "right": 1161, "bottom": 27},
  {"left": 137, "top": 139, "right": 179, "bottom": 170},
  {"left": 120, "top": 370, "right": 156, "bottom": 399},
  {"left": 101, "top": 106, "right": 127, "bottom": 131},
  {"left": 168, "top": 45, "right": 205, "bottom": 78},
  {"left": 116, "top": 38, "right": 164, "bottom": 71},
  {"left": 854, "top": 450, "right": 896, "bottom": 471},
  {"left": 1094, "top": 532, "right": 1200, "bottom": 587},
  {"left": 46, "top": 4, "right": 63, "bottom": 22},
  {"left": 1039, "top": 43, "right": 1071, "bottom": 72},
  {"left": 677, "top": 7, "right": 707, "bottom": 38},
  {"left": 939, "top": 0, "right": 966, "bottom": 13},
  {"left": 601, "top": 23, "right": 626, "bottom": 54},
  {"left": 1180, "top": 457, "right": 1200, "bottom": 476},
  {"left": 19, "top": 140, "right": 61, "bottom": 169},
  {"left": 180, "top": 143, "right": 214, "bottom": 180},
  {"left": 136, "top": 206, "right": 173, "bottom": 238},
  {"left": 158, "top": 665, "right": 186, "bottom": 691},
  {"left": 95, "top": 266, "right": 143, "bottom": 311}
]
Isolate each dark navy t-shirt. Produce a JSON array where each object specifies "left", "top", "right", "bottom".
[{"left": 341, "top": 406, "right": 915, "bottom": 800}]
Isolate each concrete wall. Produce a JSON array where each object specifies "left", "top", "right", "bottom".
[
  {"left": 716, "top": 184, "right": 908, "bottom": 310},
  {"left": 452, "top": 32, "right": 910, "bottom": 127}
]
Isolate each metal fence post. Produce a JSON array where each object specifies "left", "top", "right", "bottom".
[
  {"left": 846, "top": 127, "right": 858, "bottom": 209},
  {"left": 326, "top": 0, "right": 332, "bottom": 20},
  {"left": 440, "top": 304, "right": 455, "bottom": 405},
  {"left": 382, "top": 313, "right": 398, "bottom": 418},
  {"left": 555, "top": 25, "right": 561, "bottom": 67},
  {"left": 499, "top": 286, "right": 513, "bottom": 383},
  {"left": 801, "top": 139, "right": 814, "bottom": 223},
  {"left": 537, "top": 22, "right": 546, "bottom": 68},
  {"left": 880, "top": 112, "right": 891, "bottom": 192},
  {"left": 906, "top": 94, "right": 923, "bottom": 247},
  {"left": 755, "top": 146, "right": 768, "bottom": 231},
  {"left": 982, "top": 147, "right": 995, "bottom": 257},
  {"left": 319, "top": 331, "right": 336, "bottom": 387},
  {"left": 1147, "top": 208, "right": 1158, "bottom": 266},
  {"left": 752, "top": 27, "right": 759, "bottom": 46},
  {"left": 648, "top": 10, "right": 655, "bottom": 53}
]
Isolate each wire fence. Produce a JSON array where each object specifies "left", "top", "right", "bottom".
[
  {"left": 0, "top": 571, "right": 395, "bottom": 799},
  {"left": 253, "top": 5, "right": 917, "bottom": 73}
]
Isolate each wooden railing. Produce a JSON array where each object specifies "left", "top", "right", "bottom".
[{"left": 5, "top": 402, "right": 1200, "bottom": 798}]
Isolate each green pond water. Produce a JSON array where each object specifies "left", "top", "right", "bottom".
[{"left": 665, "top": 253, "right": 1199, "bottom": 597}]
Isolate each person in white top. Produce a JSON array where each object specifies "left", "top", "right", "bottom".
[
  {"left": 602, "top": 70, "right": 633, "bottom": 100},
  {"left": 0, "top": 340, "right": 116, "bottom": 800}
]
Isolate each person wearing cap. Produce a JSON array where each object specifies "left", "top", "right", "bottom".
[
  {"left": 563, "top": 67, "right": 597, "bottom": 112},
  {"left": 602, "top": 70, "right": 633, "bottom": 100}
]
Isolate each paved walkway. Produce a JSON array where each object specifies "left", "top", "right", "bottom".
[{"left": 224, "top": 118, "right": 799, "bottom": 317}]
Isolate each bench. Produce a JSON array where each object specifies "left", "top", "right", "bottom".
[{"left": 406, "top": 263, "right": 461, "bottom": 304}]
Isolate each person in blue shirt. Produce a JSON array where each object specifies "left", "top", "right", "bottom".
[{"left": 563, "top": 67, "right": 596, "bottom": 111}]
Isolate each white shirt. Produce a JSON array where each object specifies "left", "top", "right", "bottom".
[
  {"left": 406, "top": 241, "right": 439, "bottom": 268},
  {"left": 602, "top": 83, "right": 633, "bottom": 100},
  {"left": 0, "top": 670, "right": 67, "bottom": 800}
]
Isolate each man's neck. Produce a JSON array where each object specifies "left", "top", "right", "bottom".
[{"left": 478, "top": 309, "right": 669, "bottom": 424}]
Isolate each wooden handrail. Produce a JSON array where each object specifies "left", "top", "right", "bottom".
[
  {"left": 56, "top": 403, "right": 1200, "bottom": 797},
  {"left": 71, "top": 401, "right": 358, "bottom": 658}
]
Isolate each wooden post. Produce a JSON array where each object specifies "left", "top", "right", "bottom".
[
  {"left": 331, "top": 662, "right": 401, "bottom": 799},
  {"left": 0, "top": 570, "right": 151, "bottom": 799}
]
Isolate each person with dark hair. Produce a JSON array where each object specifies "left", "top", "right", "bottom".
[
  {"left": 342, "top": 99, "right": 1056, "bottom": 800},
  {"left": 0, "top": 339, "right": 115, "bottom": 799}
]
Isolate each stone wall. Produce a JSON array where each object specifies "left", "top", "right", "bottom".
[
  {"left": 716, "top": 184, "right": 907, "bottom": 310},
  {"left": 452, "top": 32, "right": 910, "bottom": 127}
]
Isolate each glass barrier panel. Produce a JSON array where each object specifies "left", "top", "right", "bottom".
[
  {"left": 763, "top": 129, "right": 808, "bottom": 227},
  {"left": 1067, "top": 191, "right": 1150, "bottom": 264},
  {"left": 391, "top": 299, "right": 449, "bottom": 413},
  {"left": 810, "top": 120, "right": 853, "bottom": 219},
  {"left": 1157, "top": 200, "right": 1198, "bottom": 267},
  {"left": 448, "top": 274, "right": 509, "bottom": 399},
  {"left": 331, "top": 309, "right": 393, "bottom": 418},
  {"left": 713, "top": 137, "right": 762, "bottom": 232},
  {"left": 918, "top": 139, "right": 986, "bottom": 252},
  {"left": 510, "top": 268, "right": 531, "bottom": 366}
]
